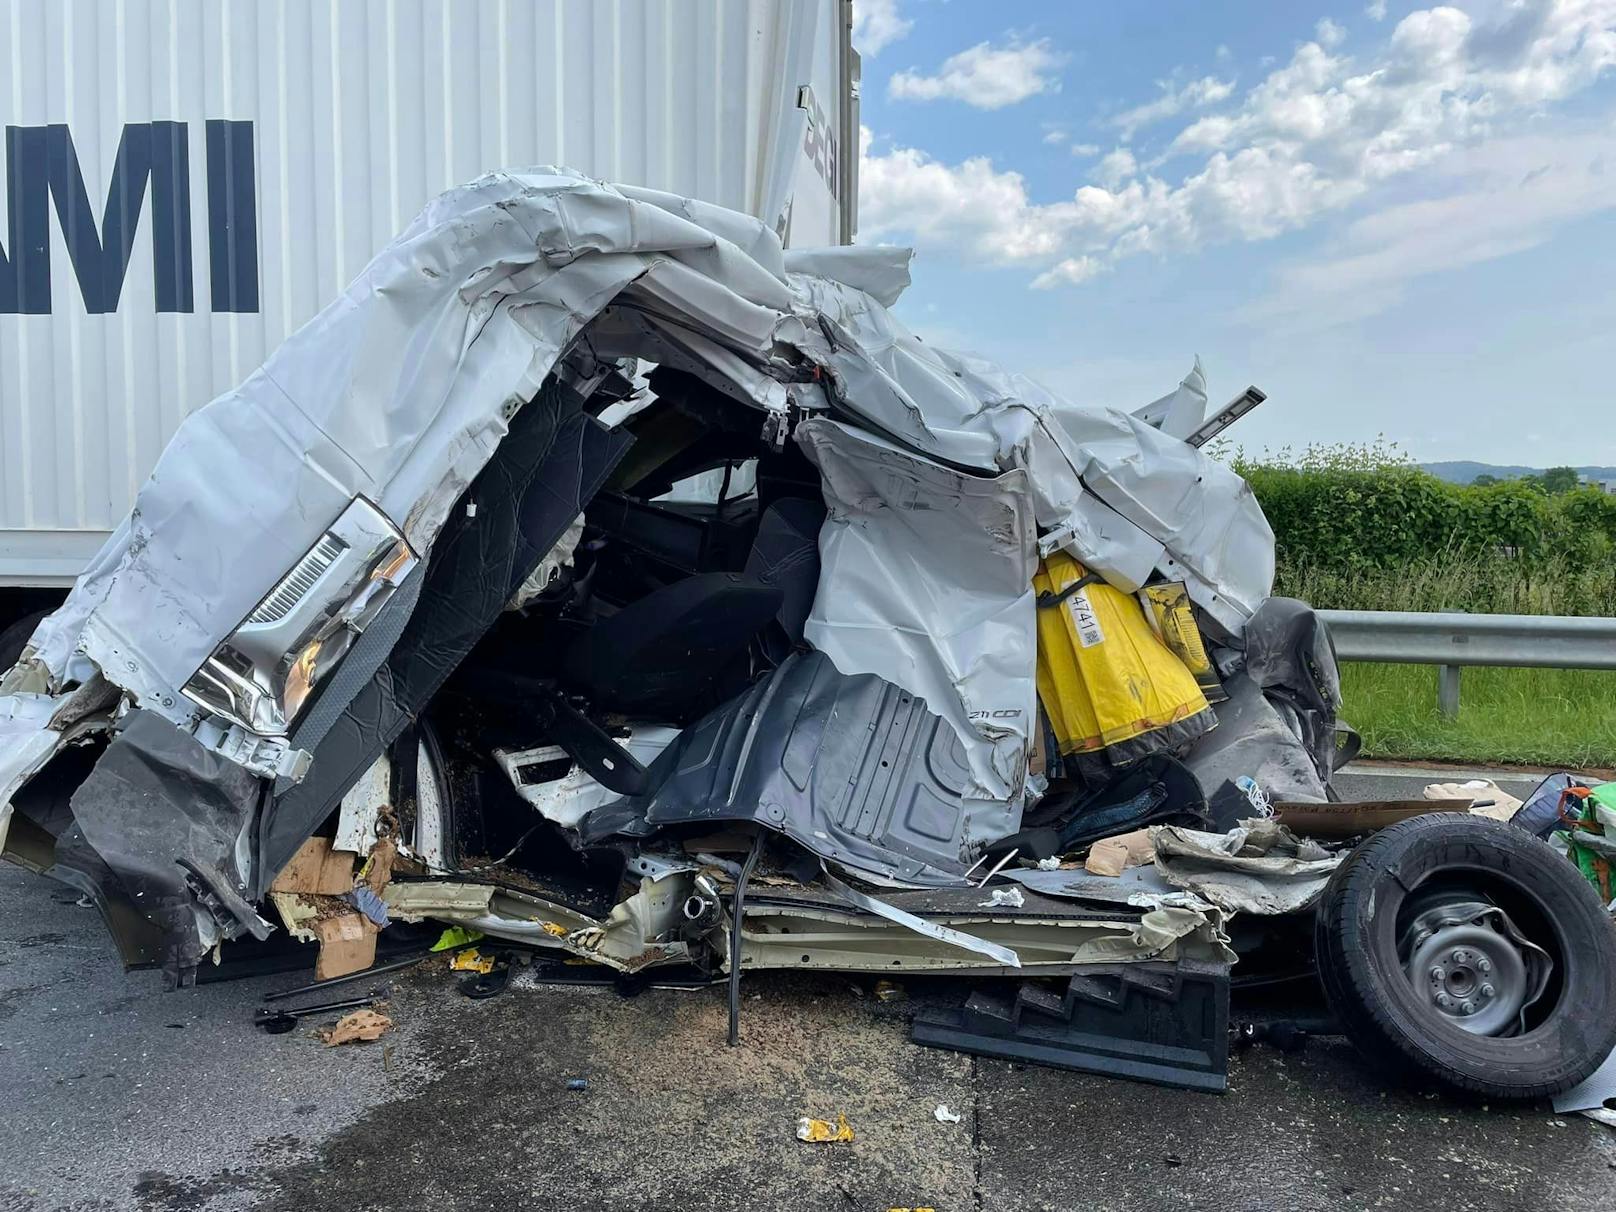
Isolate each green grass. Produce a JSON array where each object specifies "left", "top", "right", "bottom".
[
  {"left": 1339, "top": 662, "right": 1616, "bottom": 770},
  {"left": 1277, "top": 551, "right": 1616, "bottom": 617},
  {"left": 1268, "top": 551, "right": 1616, "bottom": 767}
]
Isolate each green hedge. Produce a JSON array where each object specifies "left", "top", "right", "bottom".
[{"left": 1221, "top": 443, "right": 1616, "bottom": 615}]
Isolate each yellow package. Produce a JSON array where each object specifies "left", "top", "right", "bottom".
[
  {"left": 1033, "top": 552, "right": 1214, "bottom": 760},
  {"left": 1139, "top": 581, "right": 1227, "bottom": 703},
  {"left": 796, "top": 1113, "right": 856, "bottom": 1143},
  {"left": 449, "top": 947, "right": 496, "bottom": 974}
]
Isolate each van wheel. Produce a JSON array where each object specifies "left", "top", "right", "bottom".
[
  {"left": 1315, "top": 813, "right": 1616, "bottom": 1100},
  {"left": 0, "top": 609, "right": 50, "bottom": 672}
]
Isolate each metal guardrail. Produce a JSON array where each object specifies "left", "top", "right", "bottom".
[{"left": 1318, "top": 609, "right": 1616, "bottom": 717}]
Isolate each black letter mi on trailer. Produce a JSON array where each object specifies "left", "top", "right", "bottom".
[{"left": 1, "top": 120, "right": 257, "bottom": 315}]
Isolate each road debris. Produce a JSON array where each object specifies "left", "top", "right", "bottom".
[
  {"left": 320, "top": 1009, "right": 393, "bottom": 1046},
  {"left": 933, "top": 1104, "right": 962, "bottom": 1125},
  {"left": 449, "top": 949, "right": 496, "bottom": 974},
  {"left": 1084, "top": 828, "right": 1154, "bottom": 876},
  {"left": 1424, "top": 778, "right": 1522, "bottom": 821},
  {"left": 254, "top": 994, "right": 379, "bottom": 1036},
  {"left": 431, "top": 926, "right": 484, "bottom": 952},
  {"left": 977, "top": 888, "right": 1025, "bottom": 909},
  {"left": 796, "top": 1113, "right": 855, "bottom": 1144}
]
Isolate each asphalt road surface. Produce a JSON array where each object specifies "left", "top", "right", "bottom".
[{"left": 3, "top": 762, "right": 1613, "bottom": 1212}]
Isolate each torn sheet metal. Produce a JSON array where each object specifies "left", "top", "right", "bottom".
[
  {"left": 496, "top": 726, "right": 680, "bottom": 830},
  {"left": 1069, "top": 903, "right": 1235, "bottom": 965},
  {"left": 1152, "top": 820, "right": 1344, "bottom": 915},
  {"left": 1004, "top": 862, "right": 1180, "bottom": 906},
  {"left": 0, "top": 693, "right": 68, "bottom": 859},
  {"left": 796, "top": 417, "right": 1037, "bottom": 800},
  {"left": 586, "top": 650, "right": 1014, "bottom": 886},
  {"left": 334, "top": 756, "right": 390, "bottom": 856},
  {"left": 384, "top": 872, "right": 695, "bottom": 973},
  {"left": 781, "top": 244, "right": 913, "bottom": 307},
  {"left": 822, "top": 870, "right": 1021, "bottom": 968},
  {"left": 1131, "top": 359, "right": 1210, "bottom": 439},
  {"left": 791, "top": 272, "right": 1273, "bottom": 635},
  {"left": 739, "top": 882, "right": 1230, "bottom": 971}
]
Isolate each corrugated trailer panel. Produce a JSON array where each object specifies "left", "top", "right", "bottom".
[{"left": 0, "top": 0, "right": 848, "bottom": 583}]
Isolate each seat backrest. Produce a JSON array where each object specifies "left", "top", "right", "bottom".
[
  {"left": 743, "top": 496, "right": 825, "bottom": 661},
  {"left": 561, "top": 571, "right": 782, "bottom": 717}
]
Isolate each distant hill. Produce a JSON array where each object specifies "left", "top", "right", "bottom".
[{"left": 1420, "top": 461, "right": 1616, "bottom": 485}]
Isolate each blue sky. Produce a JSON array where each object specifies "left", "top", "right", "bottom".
[{"left": 851, "top": 0, "right": 1616, "bottom": 466}]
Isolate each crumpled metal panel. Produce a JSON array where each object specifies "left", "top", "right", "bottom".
[
  {"left": 54, "top": 710, "right": 263, "bottom": 980},
  {"left": 790, "top": 266, "right": 1273, "bottom": 636},
  {"left": 591, "top": 650, "right": 1017, "bottom": 886},
  {"left": 1181, "top": 672, "right": 1329, "bottom": 805},
  {"left": 1241, "top": 596, "right": 1342, "bottom": 782},
  {"left": 795, "top": 417, "right": 1037, "bottom": 801},
  {"left": 25, "top": 171, "right": 806, "bottom": 720}
]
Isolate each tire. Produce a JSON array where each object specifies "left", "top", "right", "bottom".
[
  {"left": 0, "top": 608, "right": 50, "bottom": 672},
  {"left": 1315, "top": 812, "right": 1616, "bottom": 1101}
]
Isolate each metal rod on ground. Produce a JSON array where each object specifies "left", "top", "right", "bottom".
[{"left": 262, "top": 952, "right": 428, "bottom": 1002}]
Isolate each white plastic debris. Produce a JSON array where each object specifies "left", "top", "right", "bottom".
[
  {"left": 1036, "top": 856, "right": 1062, "bottom": 871},
  {"left": 1424, "top": 778, "right": 1522, "bottom": 822},
  {"left": 934, "top": 1104, "right": 963, "bottom": 1124},
  {"left": 978, "top": 887, "right": 1025, "bottom": 909},
  {"left": 1236, "top": 775, "right": 1273, "bottom": 818}
]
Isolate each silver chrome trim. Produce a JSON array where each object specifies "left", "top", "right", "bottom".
[
  {"left": 181, "top": 497, "right": 417, "bottom": 737},
  {"left": 247, "top": 535, "right": 348, "bottom": 625}
]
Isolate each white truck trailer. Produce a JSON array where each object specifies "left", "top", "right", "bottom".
[{"left": 0, "top": 0, "right": 858, "bottom": 652}]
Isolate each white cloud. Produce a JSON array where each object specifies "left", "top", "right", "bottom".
[
  {"left": 1316, "top": 17, "right": 1348, "bottom": 48},
  {"left": 1366, "top": 0, "right": 1389, "bottom": 20},
  {"left": 1032, "top": 256, "right": 1106, "bottom": 289},
  {"left": 889, "top": 38, "right": 1066, "bottom": 109},
  {"left": 851, "top": 0, "right": 912, "bottom": 56},
  {"left": 1110, "top": 75, "right": 1236, "bottom": 139},
  {"left": 859, "top": 1, "right": 1616, "bottom": 291},
  {"left": 1094, "top": 148, "right": 1138, "bottom": 188},
  {"left": 1070, "top": 142, "right": 1102, "bottom": 157},
  {"left": 858, "top": 131, "right": 1068, "bottom": 261},
  {"left": 1255, "top": 127, "right": 1616, "bottom": 323},
  {"left": 1042, "top": 125, "right": 1069, "bottom": 145}
]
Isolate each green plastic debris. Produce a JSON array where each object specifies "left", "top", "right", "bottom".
[
  {"left": 1554, "top": 785, "right": 1614, "bottom": 902},
  {"left": 430, "top": 925, "right": 485, "bottom": 952}
]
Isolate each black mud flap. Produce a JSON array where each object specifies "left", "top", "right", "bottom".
[
  {"left": 52, "top": 709, "right": 265, "bottom": 984},
  {"left": 910, "top": 957, "right": 1231, "bottom": 1093}
]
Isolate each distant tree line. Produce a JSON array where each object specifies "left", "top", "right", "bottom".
[{"left": 1472, "top": 466, "right": 1583, "bottom": 494}]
